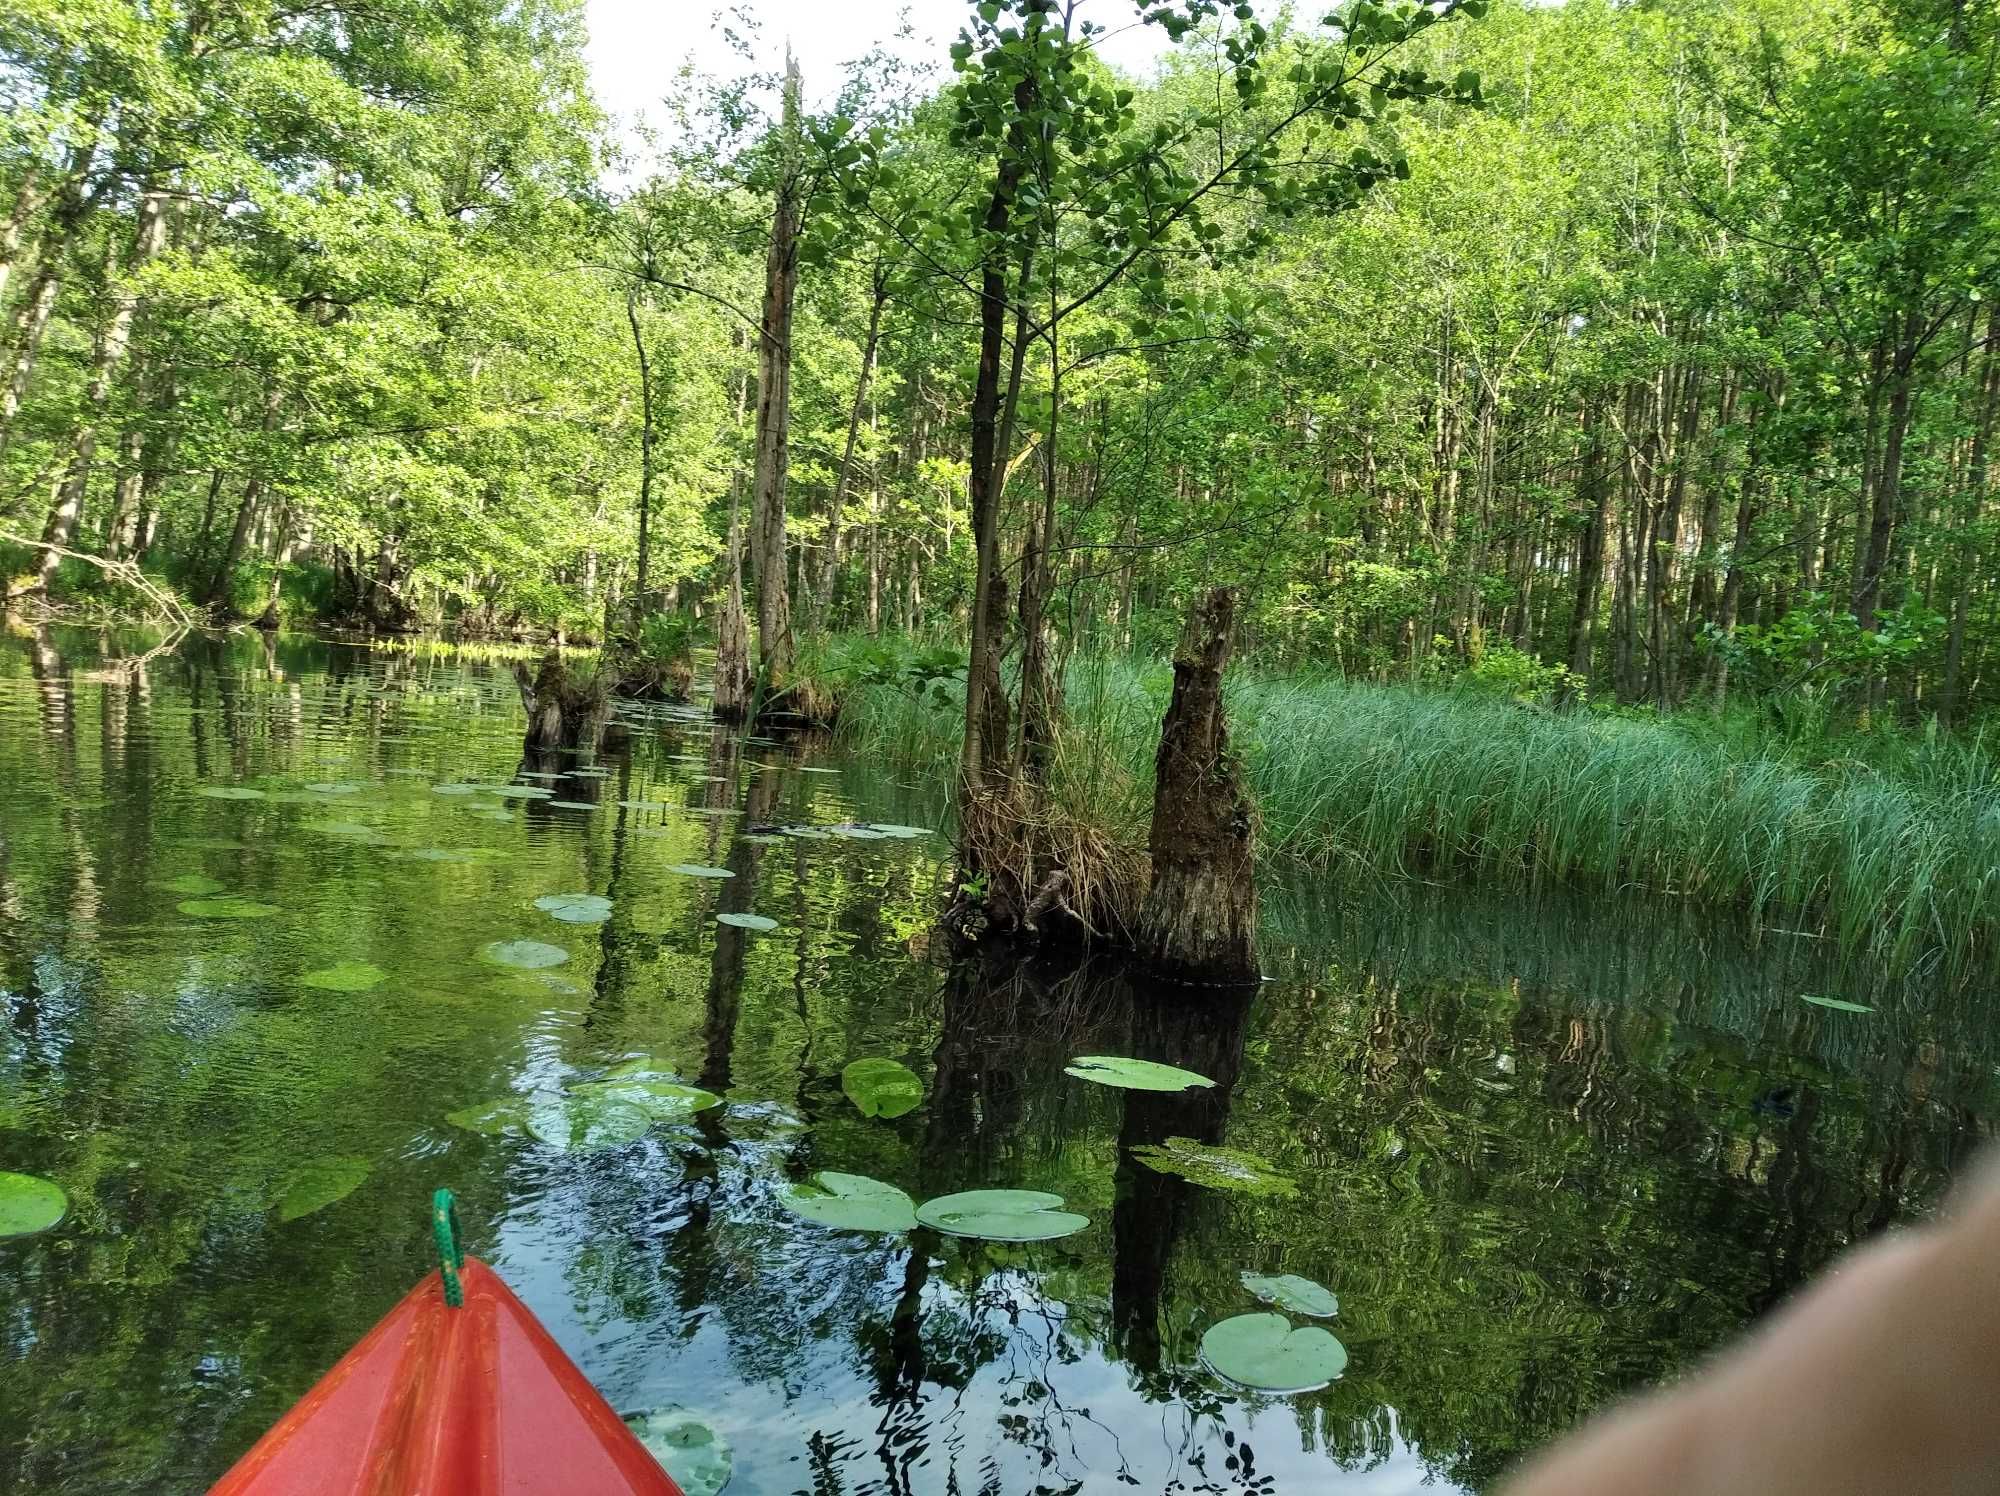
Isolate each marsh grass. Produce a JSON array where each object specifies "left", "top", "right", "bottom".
[{"left": 833, "top": 642, "right": 2000, "bottom": 974}]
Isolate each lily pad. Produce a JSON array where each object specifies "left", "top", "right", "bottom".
[
  {"left": 1802, "top": 995, "right": 1874, "bottom": 1014},
  {"left": 0, "top": 1172, "right": 69, "bottom": 1238},
  {"left": 303, "top": 782, "right": 364, "bottom": 796},
  {"left": 914, "top": 1189, "right": 1088, "bottom": 1243},
  {"left": 568, "top": 1078, "right": 719, "bottom": 1122},
  {"left": 1200, "top": 1312, "right": 1348, "bottom": 1394},
  {"left": 445, "top": 1097, "right": 534, "bottom": 1135},
  {"left": 1130, "top": 1137, "right": 1296, "bottom": 1197},
  {"left": 158, "top": 873, "right": 225, "bottom": 896},
  {"left": 779, "top": 1171, "right": 917, "bottom": 1233},
  {"left": 180, "top": 897, "right": 280, "bottom": 920},
  {"left": 1065, "top": 1055, "right": 1216, "bottom": 1092},
  {"left": 534, "top": 893, "right": 613, "bottom": 925},
  {"left": 524, "top": 1095, "right": 652, "bottom": 1152},
  {"left": 306, "top": 820, "right": 381, "bottom": 840},
  {"left": 479, "top": 939, "right": 570, "bottom": 970},
  {"left": 826, "top": 823, "right": 891, "bottom": 840},
  {"left": 599, "top": 1055, "right": 679, "bottom": 1081},
  {"left": 667, "top": 864, "right": 734, "bottom": 879},
  {"left": 622, "top": 1408, "right": 732, "bottom": 1496},
  {"left": 548, "top": 800, "right": 598, "bottom": 811},
  {"left": 715, "top": 913, "right": 777, "bottom": 932},
  {"left": 276, "top": 1156, "right": 371, "bottom": 1221},
  {"left": 841, "top": 1058, "right": 924, "bottom": 1119},
  {"left": 485, "top": 785, "right": 556, "bottom": 800},
  {"left": 868, "top": 824, "right": 931, "bottom": 838},
  {"left": 1241, "top": 1271, "right": 1339, "bottom": 1318},
  {"left": 431, "top": 783, "right": 480, "bottom": 796},
  {"left": 299, "top": 960, "right": 388, "bottom": 993},
  {"left": 197, "top": 786, "right": 267, "bottom": 801}
]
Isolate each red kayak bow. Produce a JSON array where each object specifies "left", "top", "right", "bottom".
[{"left": 210, "top": 1192, "right": 682, "bottom": 1496}]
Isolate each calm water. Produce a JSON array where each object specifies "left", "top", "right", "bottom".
[{"left": 1, "top": 629, "right": 1994, "bottom": 1494}]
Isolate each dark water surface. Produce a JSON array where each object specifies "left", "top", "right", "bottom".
[{"left": 2, "top": 631, "right": 1994, "bottom": 1494}]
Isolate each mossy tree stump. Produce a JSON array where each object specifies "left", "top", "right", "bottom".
[{"left": 1135, "top": 588, "right": 1259, "bottom": 984}]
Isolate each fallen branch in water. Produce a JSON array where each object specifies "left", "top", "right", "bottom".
[{"left": 0, "top": 527, "right": 195, "bottom": 628}]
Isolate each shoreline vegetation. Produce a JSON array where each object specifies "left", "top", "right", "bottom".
[{"left": 812, "top": 635, "right": 2000, "bottom": 979}]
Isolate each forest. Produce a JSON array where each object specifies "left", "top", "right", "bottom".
[{"left": 4, "top": 0, "right": 2000, "bottom": 961}]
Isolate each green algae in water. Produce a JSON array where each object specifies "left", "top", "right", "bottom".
[
  {"left": 778, "top": 1171, "right": 917, "bottom": 1233},
  {"left": 299, "top": 961, "right": 388, "bottom": 993},
  {"left": 179, "top": 897, "right": 280, "bottom": 920},
  {"left": 841, "top": 1058, "right": 924, "bottom": 1119},
  {"left": 1130, "top": 1137, "right": 1296, "bottom": 1197},
  {"left": 157, "top": 873, "right": 225, "bottom": 896},
  {"left": 275, "top": 1157, "right": 371, "bottom": 1221},
  {"left": 0, "top": 1172, "right": 68, "bottom": 1238},
  {"left": 1200, "top": 1312, "right": 1347, "bottom": 1394}
]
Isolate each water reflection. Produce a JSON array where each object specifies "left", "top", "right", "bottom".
[{"left": 0, "top": 629, "right": 1991, "bottom": 1494}]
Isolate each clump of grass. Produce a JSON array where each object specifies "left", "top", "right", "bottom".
[{"left": 834, "top": 646, "right": 2000, "bottom": 975}]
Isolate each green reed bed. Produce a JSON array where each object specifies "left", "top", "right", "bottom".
[{"left": 835, "top": 649, "right": 2000, "bottom": 973}]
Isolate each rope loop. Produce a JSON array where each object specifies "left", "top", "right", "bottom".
[{"left": 432, "top": 1188, "right": 465, "bottom": 1308}]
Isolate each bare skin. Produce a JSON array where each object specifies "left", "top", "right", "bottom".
[{"left": 1502, "top": 1158, "right": 2000, "bottom": 1496}]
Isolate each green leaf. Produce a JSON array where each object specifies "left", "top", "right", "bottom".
[
  {"left": 445, "top": 1097, "right": 534, "bottom": 1135},
  {"left": 599, "top": 1055, "right": 678, "bottom": 1081},
  {"left": 534, "top": 893, "right": 613, "bottom": 924},
  {"left": 0, "top": 1172, "right": 69, "bottom": 1238},
  {"left": 568, "top": 1078, "right": 719, "bottom": 1121},
  {"left": 915, "top": 1188, "right": 1088, "bottom": 1242},
  {"left": 1065, "top": 1055, "right": 1216, "bottom": 1091},
  {"left": 715, "top": 913, "right": 777, "bottom": 931},
  {"left": 779, "top": 1170, "right": 918, "bottom": 1232},
  {"left": 1801, "top": 994, "right": 1874, "bottom": 1014},
  {"left": 479, "top": 939, "right": 570, "bottom": 969},
  {"left": 524, "top": 1095, "right": 652, "bottom": 1152},
  {"left": 277, "top": 1156, "right": 371, "bottom": 1221},
  {"left": 667, "top": 864, "right": 735, "bottom": 879},
  {"left": 299, "top": 961, "right": 388, "bottom": 993},
  {"left": 841, "top": 1058, "right": 924, "bottom": 1119},
  {"left": 623, "top": 1408, "right": 733, "bottom": 1496},
  {"left": 197, "top": 786, "right": 266, "bottom": 801},
  {"left": 1200, "top": 1312, "right": 1348, "bottom": 1393},
  {"left": 1131, "top": 1137, "right": 1297, "bottom": 1196},
  {"left": 1241, "top": 1271, "right": 1338, "bottom": 1317},
  {"left": 180, "top": 897, "right": 280, "bottom": 919}
]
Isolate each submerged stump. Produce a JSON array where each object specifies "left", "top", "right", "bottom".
[
  {"left": 1134, "top": 588, "right": 1259, "bottom": 984},
  {"left": 511, "top": 650, "right": 607, "bottom": 752}
]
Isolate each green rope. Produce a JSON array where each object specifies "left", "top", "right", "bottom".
[{"left": 432, "top": 1188, "right": 465, "bottom": 1309}]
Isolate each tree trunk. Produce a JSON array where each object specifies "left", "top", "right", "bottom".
[
  {"left": 713, "top": 484, "right": 753, "bottom": 722},
  {"left": 626, "top": 284, "right": 654, "bottom": 633},
  {"left": 809, "top": 269, "right": 885, "bottom": 635},
  {"left": 1567, "top": 402, "right": 1609, "bottom": 679},
  {"left": 749, "top": 54, "right": 803, "bottom": 695},
  {"left": 1135, "top": 588, "right": 1259, "bottom": 985},
  {"left": 206, "top": 390, "right": 283, "bottom": 610}
]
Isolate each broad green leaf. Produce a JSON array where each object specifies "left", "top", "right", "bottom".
[
  {"left": 623, "top": 1408, "right": 732, "bottom": 1496},
  {"left": 479, "top": 939, "right": 569, "bottom": 969},
  {"left": 277, "top": 1157, "right": 371, "bottom": 1221},
  {"left": 485, "top": 784, "right": 555, "bottom": 799},
  {"left": 841, "top": 1058, "right": 924, "bottom": 1119},
  {"left": 568, "top": 1078, "right": 719, "bottom": 1121},
  {"left": 915, "top": 1188, "right": 1088, "bottom": 1242},
  {"left": 180, "top": 897, "right": 279, "bottom": 919},
  {"left": 445, "top": 1097, "right": 534, "bottom": 1135},
  {"left": 0, "top": 1172, "right": 68, "bottom": 1238},
  {"left": 1130, "top": 1137, "right": 1296, "bottom": 1196},
  {"left": 1200, "top": 1312, "right": 1348, "bottom": 1393},
  {"left": 1241, "top": 1271, "right": 1338, "bottom": 1317},
  {"left": 524, "top": 1095, "right": 651, "bottom": 1152},
  {"left": 715, "top": 912, "right": 777, "bottom": 931},
  {"left": 599, "top": 1054, "right": 678, "bottom": 1081},
  {"left": 667, "top": 864, "right": 734, "bottom": 878},
  {"left": 778, "top": 1171, "right": 918, "bottom": 1232},
  {"left": 299, "top": 960, "right": 388, "bottom": 993},
  {"left": 1801, "top": 995, "right": 1873, "bottom": 1014},
  {"left": 534, "top": 892, "right": 613, "bottom": 924},
  {"left": 548, "top": 800, "right": 598, "bottom": 811},
  {"left": 1065, "top": 1055, "right": 1216, "bottom": 1091},
  {"left": 197, "top": 786, "right": 266, "bottom": 801}
]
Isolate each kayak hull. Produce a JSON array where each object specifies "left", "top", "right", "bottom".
[{"left": 209, "top": 1257, "right": 682, "bottom": 1495}]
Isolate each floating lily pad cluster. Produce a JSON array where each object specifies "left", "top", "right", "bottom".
[
  {"left": 776, "top": 1175, "right": 1088, "bottom": 1242},
  {"left": 445, "top": 1056, "right": 719, "bottom": 1154}
]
